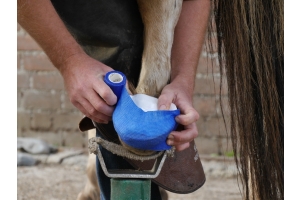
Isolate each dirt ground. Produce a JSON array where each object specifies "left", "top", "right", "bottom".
[{"left": 17, "top": 155, "right": 242, "bottom": 200}]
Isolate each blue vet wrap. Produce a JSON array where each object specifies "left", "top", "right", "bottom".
[
  {"left": 104, "top": 71, "right": 127, "bottom": 101},
  {"left": 104, "top": 71, "right": 180, "bottom": 151}
]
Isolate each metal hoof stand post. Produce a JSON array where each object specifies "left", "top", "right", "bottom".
[{"left": 93, "top": 143, "right": 168, "bottom": 200}]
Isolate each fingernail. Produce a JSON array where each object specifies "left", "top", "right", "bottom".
[
  {"left": 168, "top": 134, "right": 174, "bottom": 139},
  {"left": 159, "top": 105, "right": 167, "bottom": 110},
  {"left": 167, "top": 139, "right": 173, "bottom": 145}
]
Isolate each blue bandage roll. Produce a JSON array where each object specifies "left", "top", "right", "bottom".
[
  {"left": 104, "top": 71, "right": 126, "bottom": 101},
  {"left": 104, "top": 71, "right": 180, "bottom": 151},
  {"left": 113, "top": 89, "right": 180, "bottom": 151}
]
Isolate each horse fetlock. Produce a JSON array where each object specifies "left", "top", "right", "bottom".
[{"left": 136, "top": 67, "right": 171, "bottom": 97}]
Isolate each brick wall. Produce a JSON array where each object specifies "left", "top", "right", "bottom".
[
  {"left": 17, "top": 23, "right": 232, "bottom": 155},
  {"left": 17, "top": 24, "right": 86, "bottom": 148},
  {"left": 194, "top": 38, "right": 232, "bottom": 155}
]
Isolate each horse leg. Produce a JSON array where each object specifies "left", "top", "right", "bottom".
[
  {"left": 136, "top": 0, "right": 183, "bottom": 97},
  {"left": 76, "top": 129, "right": 100, "bottom": 200}
]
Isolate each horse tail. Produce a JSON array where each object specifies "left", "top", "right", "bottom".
[{"left": 208, "top": 0, "right": 283, "bottom": 199}]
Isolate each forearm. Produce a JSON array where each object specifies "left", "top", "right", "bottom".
[
  {"left": 18, "top": 0, "right": 117, "bottom": 123},
  {"left": 17, "top": 0, "right": 84, "bottom": 74},
  {"left": 171, "top": 0, "right": 211, "bottom": 97}
]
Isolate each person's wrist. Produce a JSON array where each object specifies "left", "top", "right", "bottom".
[
  {"left": 58, "top": 51, "right": 87, "bottom": 77},
  {"left": 170, "top": 76, "right": 195, "bottom": 99}
]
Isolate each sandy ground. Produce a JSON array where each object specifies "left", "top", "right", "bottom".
[{"left": 17, "top": 154, "right": 242, "bottom": 200}]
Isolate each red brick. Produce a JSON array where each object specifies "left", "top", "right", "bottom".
[
  {"left": 62, "top": 93, "right": 78, "bottom": 111},
  {"left": 17, "top": 23, "right": 21, "bottom": 32},
  {"left": 62, "top": 131, "right": 87, "bottom": 148},
  {"left": 17, "top": 34, "right": 42, "bottom": 50},
  {"left": 23, "top": 54, "right": 56, "bottom": 71},
  {"left": 17, "top": 130, "right": 24, "bottom": 137},
  {"left": 195, "top": 136, "right": 219, "bottom": 154},
  {"left": 24, "top": 53, "right": 55, "bottom": 71},
  {"left": 197, "top": 55, "right": 219, "bottom": 74},
  {"left": 23, "top": 91, "right": 61, "bottom": 110},
  {"left": 205, "top": 117, "right": 228, "bottom": 137},
  {"left": 17, "top": 91, "right": 22, "bottom": 108},
  {"left": 32, "top": 73, "right": 64, "bottom": 90},
  {"left": 216, "top": 97, "right": 230, "bottom": 117},
  {"left": 193, "top": 96, "right": 217, "bottom": 117},
  {"left": 219, "top": 137, "right": 234, "bottom": 156},
  {"left": 17, "top": 73, "right": 30, "bottom": 89},
  {"left": 194, "top": 75, "right": 228, "bottom": 95},
  {"left": 53, "top": 112, "right": 83, "bottom": 131},
  {"left": 194, "top": 75, "right": 219, "bottom": 95},
  {"left": 195, "top": 116, "right": 205, "bottom": 136},
  {"left": 17, "top": 111, "right": 31, "bottom": 131},
  {"left": 17, "top": 53, "right": 21, "bottom": 69},
  {"left": 220, "top": 77, "right": 228, "bottom": 95},
  {"left": 31, "top": 112, "right": 52, "bottom": 130},
  {"left": 24, "top": 131, "right": 63, "bottom": 147}
]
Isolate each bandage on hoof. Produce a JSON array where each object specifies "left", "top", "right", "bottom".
[
  {"left": 104, "top": 71, "right": 180, "bottom": 152},
  {"left": 113, "top": 88, "right": 180, "bottom": 151}
]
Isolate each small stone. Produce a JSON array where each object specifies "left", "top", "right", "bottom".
[
  {"left": 18, "top": 152, "right": 39, "bottom": 166},
  {"left": 47, "top": 150, "right": 84, "bottom": 164},
  {"left": 62, "top": 154, "right": 87, "bottom": 165},
  {"left": 17, "top": 137, "right": 57, "bottom": 154},
  {"left": 31, "top": 154, "right": 49, "bottom": 164}
]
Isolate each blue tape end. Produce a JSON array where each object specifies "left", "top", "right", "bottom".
[
  {"left": 112, "top": 88, "right": 180, "bottom": 151},
  {"left": 104, "top": 71, "right": 126, "bottom": 101}
]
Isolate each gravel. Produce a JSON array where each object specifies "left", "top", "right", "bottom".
[{"left": 17, "top": 149, "right": 242, "bottom": 200}]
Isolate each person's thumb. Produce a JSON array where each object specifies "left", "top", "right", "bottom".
[{"left": 157, "top": 91, "right": 174, "bottom": 110}]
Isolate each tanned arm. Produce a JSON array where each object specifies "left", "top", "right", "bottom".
[
  {"left": 17, "top": 0, "right": 117, "bottom": 124},
  {"left": 158, "top": 0, "right": 211, "bottom": 151}
]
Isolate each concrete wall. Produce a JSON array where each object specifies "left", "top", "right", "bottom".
[{"left": 17, "top": 23, "right": 232, "bottom": 155}]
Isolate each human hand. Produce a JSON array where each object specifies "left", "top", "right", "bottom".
[
  {"left": 157, "top": 81, "right": 199, "bottom": 151},
  {"left": 60, "top": 52, "right": 117, "bottom": 124}
]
